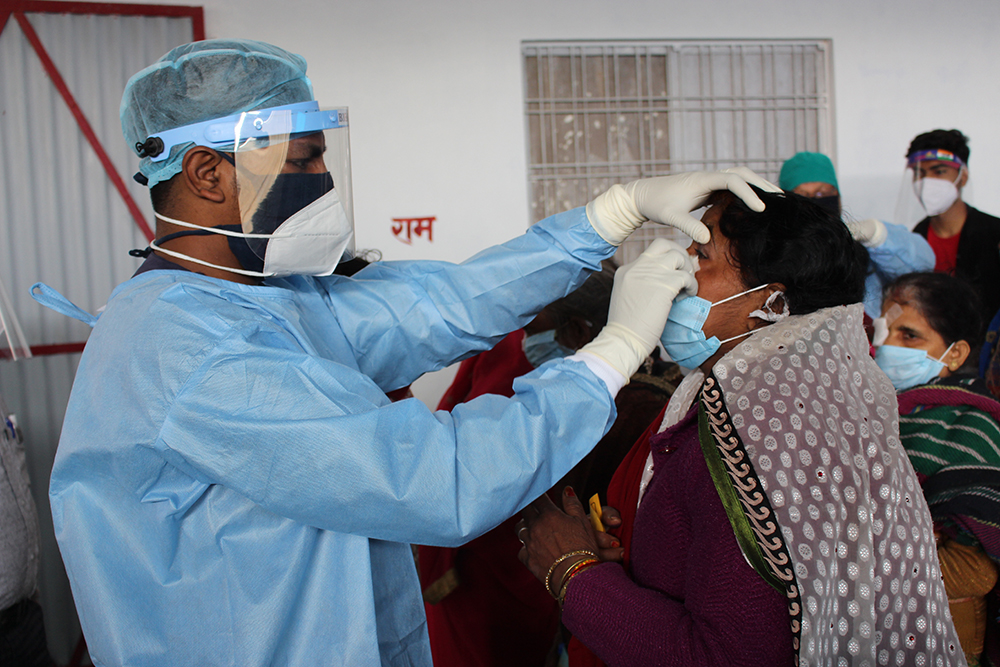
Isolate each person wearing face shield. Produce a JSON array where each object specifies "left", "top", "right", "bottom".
[
  {"left": 28, "top": 39, "right": 780, "bottom": 667},
  {"left": 906, "top": 129, "right": 1000, "bottom": 338},
  {"left": 778, "top": 151, "right": 934, "bottom": 318}
]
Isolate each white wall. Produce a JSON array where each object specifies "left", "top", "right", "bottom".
[
  {"left": 180, "top": 0, "right": 1000, "bottom": 248},
  {"left": 141, "top": 0, "right": 999, "bottom": 405}
]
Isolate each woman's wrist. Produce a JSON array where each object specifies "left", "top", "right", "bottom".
[
  {"left": 557, "top": 558, "right": 600, "bottom": 607},
  {"left": 544, "top": 550, "right": 598, "bottom": 597}
]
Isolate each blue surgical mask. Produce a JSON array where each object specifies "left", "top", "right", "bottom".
[
  {"left": 522, "top": 329, "right": 576, "bottom": 368},
  {"left": 659, "top": 284, "right": 769, "bottom": 370},
  {"left": 874, "top": 343, "right": 953, "bottom": 392}
]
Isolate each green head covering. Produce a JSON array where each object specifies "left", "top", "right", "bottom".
[{"left": 778, "top": 152, "right": 839, "bottom": 192}]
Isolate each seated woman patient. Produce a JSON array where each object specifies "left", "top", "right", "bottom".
[
  {"left": 874, "top": 272, "right": 1000, "bottom": 667},
  {"left": 517, "top": 189, "right": 967, "bottom": 666}
]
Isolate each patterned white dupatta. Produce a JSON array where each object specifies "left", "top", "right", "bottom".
[{"left": 695, "top": 304, "right": 965, "bottom": 666}]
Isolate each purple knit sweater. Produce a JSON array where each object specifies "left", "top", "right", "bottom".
[{"left": 561, "top": 405, "right": 795, "bottom": 666}]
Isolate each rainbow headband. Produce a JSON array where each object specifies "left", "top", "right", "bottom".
[{"left": 907, "top": 148, "right": 965, "bottom": 168}]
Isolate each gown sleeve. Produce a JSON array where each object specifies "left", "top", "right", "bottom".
[
  {"left": 157, "top": 335, "right": 616, "bottom": 546},
  {"left": 310, "top": 207, "right": 615, "bottom": 390}
]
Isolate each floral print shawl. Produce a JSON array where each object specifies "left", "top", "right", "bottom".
[{"left": 699, "top": 304, "right": 966, "bottom": 666}]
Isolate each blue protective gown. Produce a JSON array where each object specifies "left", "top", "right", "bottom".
[
  {"left": 862, "top": 220, "right": 935, "bottom": 316},
  {"left": 44, "top": 208, "right": 618, "bottom": 667}
]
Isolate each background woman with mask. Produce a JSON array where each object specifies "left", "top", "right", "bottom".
[
  {"left": 875, "top": 271, "right": 1000, "bottom": 666},
  {"left": 516, "top": 190, "right": 965, "bottom": 666}
]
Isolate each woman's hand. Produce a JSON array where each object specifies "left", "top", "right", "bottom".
[
  {"left": 516, "top": 487, "right": 623, "bottom": 593},
  {"left": 595, "top": 505, "right": 623, "bottom": 562}
]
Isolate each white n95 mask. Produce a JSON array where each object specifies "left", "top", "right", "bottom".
[
  {"left": 260, "top": 187, "right": 355, "bottom": 277},
  {"left": 914, "top": 173, "right": 961, "bottom": 217}
]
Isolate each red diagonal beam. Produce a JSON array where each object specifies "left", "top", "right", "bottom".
[
  {"left": 31, "top": 342, "right": 86, "bottom": 355},
  {"left": 15, "top": 11, "right": 154, "bottom": 241},
  {"left": 2, "top": 2, "right": 203, "bottom": 37},
  {"left": 0, "top": 342, "right": 86, "bottom": 359}
]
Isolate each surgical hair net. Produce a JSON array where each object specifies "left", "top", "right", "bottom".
[
  {"left": 778, "top": 151, "right": 839, "bottom": 192},
  {"left": 121, "top": 39, "right": 315, "bottom": 188}
]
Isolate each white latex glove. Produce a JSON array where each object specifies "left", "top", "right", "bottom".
[
  {"left": 845, "top": 218, "right": 888, "bottom": 248},
  {"left": 578, "top": 239, "right": 698, "bottom": 379},
  {"left": 586, "top": 167, "right": 782, "bottom": 245}
]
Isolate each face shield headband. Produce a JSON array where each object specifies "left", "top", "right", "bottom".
[
  {"left": 905, "top": 148, "right": 965, "bottom": 170},
  {"left": 134, "top": 101, "right": 343, "bottom": 163}
]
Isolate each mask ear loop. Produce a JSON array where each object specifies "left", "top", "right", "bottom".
[
  {"left": 710, "top": 283, "right": 768, "bottom": 308},
  {"left": 712, "top": 284, "right": 777, "bottom": 345},
  {"left": 935, "top": 341, "right": 956, "bottom": 365}
]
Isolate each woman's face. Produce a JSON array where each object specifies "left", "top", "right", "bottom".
[
  {"left": 879, "top": 299, "right": 949, "bottom": 359},
  {"left": 686, "top": 202, "right": 771, "bottom": 364},
  {"left": 878, "top": 292, "right": 972, "bottom": 377}
]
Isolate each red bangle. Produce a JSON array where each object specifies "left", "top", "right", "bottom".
[
  {"left": 544, "top": 550, "right": 597, "bottom": 597},
  {"left": 557, "top": 559, "right": 599, "bottom": 607}
]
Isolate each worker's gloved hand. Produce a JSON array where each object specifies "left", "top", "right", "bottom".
[
  {"left": 578, "top": 239, "right": 697, "bottom": 379},
  {"left": 845, "top": 217, "right": 888, "bottom": 248},
  {"left": 586, "top": 168, "right": 781, "bottom": 245}
]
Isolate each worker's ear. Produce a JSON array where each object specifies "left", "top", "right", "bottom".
[{"left": 180, "top": 148, "right": 230, "bottom": 204}]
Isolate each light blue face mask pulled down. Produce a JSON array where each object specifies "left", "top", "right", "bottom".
[
  {"left": 522, "top": 329, "right": 576, "bottom": 368},
  {"left": 659, "top": 284, "right": 771, "bottom": 370},
  {"left": 874, "top": 342, "right": 953, "bottom": 392}
]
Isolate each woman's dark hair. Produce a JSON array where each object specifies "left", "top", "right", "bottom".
[
  {"left": 884, "top": 272, "right": 983, "bottom": 346},
  {"left": 906, "top": 129, "right": 970, "bottom": 164},
  {"left": 714, "top": 187, "right": 868, "bottom": 315}
]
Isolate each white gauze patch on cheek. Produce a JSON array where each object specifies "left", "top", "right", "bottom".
[{"left": 872, "top": 303, "right": 904, "bottom": 346}]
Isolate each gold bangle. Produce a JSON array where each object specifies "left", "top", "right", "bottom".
[
  {"left": 555, "top": 558, "right": 600, "bottom": 600},
  {"left": 557, "top": 557, "right": 599, "bottom": 592},
  {"left": 558, "top": 560, "right": 600, "bottom": 607},
  {"left": 544, "top": 550, "right": 597, "bottom": 597}
]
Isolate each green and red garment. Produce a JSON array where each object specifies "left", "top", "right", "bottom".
[{"left": 897, "top": 375, "right": 1000, "bottom": 667}]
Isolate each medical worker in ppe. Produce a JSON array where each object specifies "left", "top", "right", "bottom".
[
  {"left": 778, "top": 151, "right": 934, "bottom": 317},
  {"left": 31, "top": 39, "right": 778, "bottom": 667}
]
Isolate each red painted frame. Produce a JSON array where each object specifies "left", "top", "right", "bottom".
[
  {"left": 0, "top": 2, "right": 204, "bottom": 38},
  {"left": 0, "top": 2, "right": 204, "bottom": 356}
]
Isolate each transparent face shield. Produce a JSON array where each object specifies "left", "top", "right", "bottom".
[{"left": 146, "top": 102, "right": 355, "bottom": 276}]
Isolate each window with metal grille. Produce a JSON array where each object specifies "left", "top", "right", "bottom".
[{"left": 523, "top": 39, "right": 834, "bottom": 263}]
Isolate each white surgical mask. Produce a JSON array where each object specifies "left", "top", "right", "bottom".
[{"left": 913, "top": 169, "right": 963, "bottom": 217}]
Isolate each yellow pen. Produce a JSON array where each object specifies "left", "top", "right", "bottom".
[{"left": 589, "top": 493, "right": 605, "bottom": 533}]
